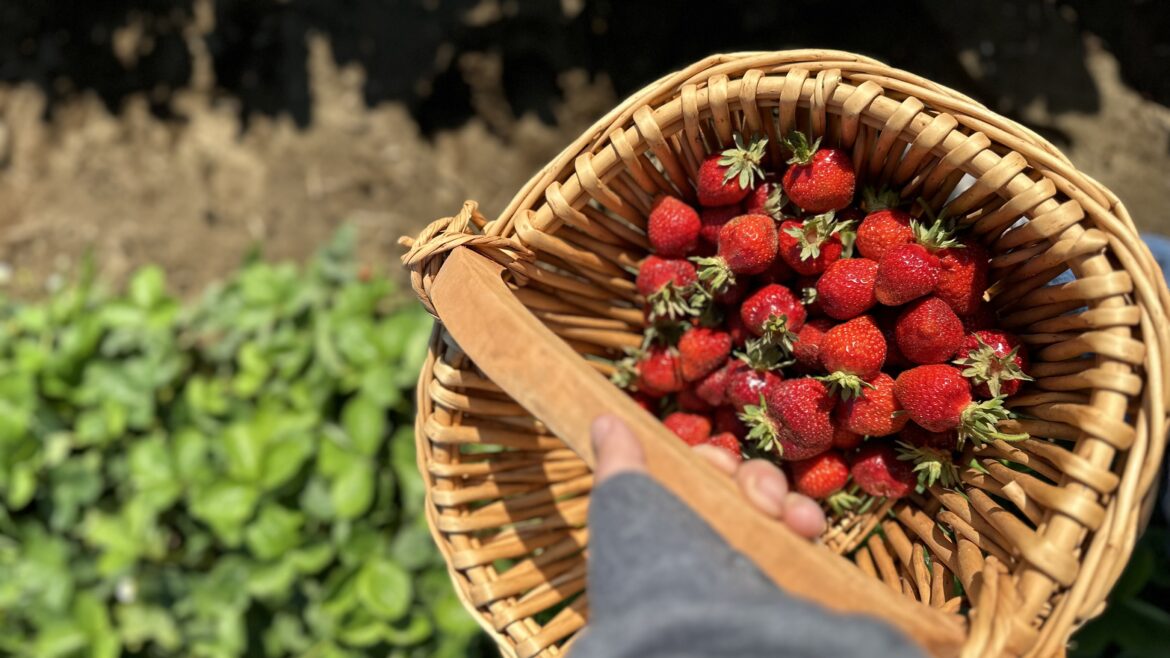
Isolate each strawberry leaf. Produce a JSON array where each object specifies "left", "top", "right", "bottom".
[{"left": 957, "top": 396, "right": 1029, "bottom": 448}]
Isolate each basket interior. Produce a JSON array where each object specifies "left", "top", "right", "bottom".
[{"left": 414, "top": 52, "right": 1167, "bottom": 658}]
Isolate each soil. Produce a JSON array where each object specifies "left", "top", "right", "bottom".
[{"left": 0, "top": 0, "right": 1167, "bottom": 298}]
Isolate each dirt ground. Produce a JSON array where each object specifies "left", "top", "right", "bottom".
[{"left": 0, "top": 4, "right": 1168, "bottom": 298}]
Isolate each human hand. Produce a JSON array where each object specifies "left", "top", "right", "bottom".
[{"left": 590, "top": 414, "right": 826, "bottom": 539}]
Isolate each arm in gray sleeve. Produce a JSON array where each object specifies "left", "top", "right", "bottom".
[{"left": 571, "top": 472, "right": 926, "bottom": 658}]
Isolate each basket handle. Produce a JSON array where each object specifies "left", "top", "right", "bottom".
[{"left": 427, "top": 246, "right": 966, "bottom": 657}]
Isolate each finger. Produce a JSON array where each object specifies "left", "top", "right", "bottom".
[
  {"left": 782, "top": 493, "right": 828, "bottom": 539},
  {"left": 692, "top": 444, "right": 739, "bottom": 476},
  {"left": 734, "top": 459, "right": 790, "bottom": 519},
  {"left": 591, "top": 415, "right": 646, "bottom": 483}
]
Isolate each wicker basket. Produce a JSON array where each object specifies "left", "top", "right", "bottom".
[{"left": 400, "top": 50, "right": 1170, "bottom": 657}]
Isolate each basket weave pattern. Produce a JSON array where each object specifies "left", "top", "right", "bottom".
[{"left": 404, "top": 50, "right": 1170, "bottom": 657}]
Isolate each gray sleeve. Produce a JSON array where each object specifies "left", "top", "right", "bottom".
[{"left": 571, "top": 472, "right": 926, "bottom": 658}]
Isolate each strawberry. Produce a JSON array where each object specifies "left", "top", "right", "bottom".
[
  {"left": 777, "top": 214, "right": 846, "bottom": 276},
  {"left": 894, "top": 364, "right": 1028, "bottom": 447},
  {"left": 790, "top": 450, "right": 859, "bottom": 512},
  {"left": 832, "top": 426, "right": 863, "bottom": 450},
  {"left": 696, "top": 134, "right": 767, "bottom": 207},
  {"left": 726, "top": 362, "right": 783, "bottom": 413},
  {"left": 850, "top": 441, "right": 917, "bottom": 500},
  {"left": 740, "top": 284, "right": 807, "bottom": 340},
  {"left": 935, "top": 238, "right": 989, "bottom": 316},
  {"left": 874, "top": 309, "right": 913, "bottom": 371},
  {"left": 819, "top": 315, "right": 887, "bottom": 397},
  {"left": 780, "top": 131, "right": 856, "bottom": 213},
  {"left": 706, "top": 432, "right": 744, "bottom": 461},
  {"left": 677, "top": 387, "right": 711, "bottom": 412},
  {"left": 894, "top": 296, "right": 964, "bottom": 364},
  {"left": 874, "top": 217, "right": 962, "bottom": 306},
  {"left": 742, "top": 377, "right": 835, "bottom": 461},
  {"left": 713, "top": 406, "right": 747, "bottom": 439},
  {"left": 699, "top": 204, "right": 743, "bottom": 244},
  {"left": 793, "top": 317, "right": 834, "bottom": 372},
  {"left": 960, "top": 301, "right": 998, "bottom": 333},
  {"left": 636, "top": 256, "right": 700, "bottom": 322},
  {"left": 695, "top": 214, "right": 779, "bottom": 292},
  {"left": 816, "top": 257, "right": 878, "bottom": 320},
  {"left": 635, "top": 347, "right": 684, "bottom": 397},
  {"left": 855, "top": 188, "right": 914, "bottom": 261},
  {"left": 834, "top": 372, "right": 908, "bottom": 437},
  {"left": 954, "top": 329, "right": 1032, "bottom": 398},
  {"left": 744, "top": 175, "right": 786, "bottom": 219},
  {"left": 678, "top": 327, "right": 732, "bottom": 382},
  {"left": 663, "top": 412, "right": 711, "bottom": 446},
  {"left": 694, "top": 360, "right": 735, "bottom": 407},
  {"left": 648, "top": 195, "right": 701, "bottom": 257}
]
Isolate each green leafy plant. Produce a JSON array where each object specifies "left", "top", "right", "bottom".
[{"left": 0, "top": 228, "right": 490, "bottom": 658}]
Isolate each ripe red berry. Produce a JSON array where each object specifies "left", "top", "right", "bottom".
[
  {"left": 832, "top": 426, "right": 863, "bottom": 450},
  {"left": 954, "top": 329, "right": 1031, "bottom": 398},
  {"left": 713, "top": 406, "right": 747, "bottom": 439},
  {"left": 706, "top": 432, "right": 744, "bottom": 461},
  {"left": 636, "top": 256, "right": 700, "bottom": 322},
  {"left": 663, "top": 412, "right": 711, "bottom": 446},
  {"left": 874, "top": 243, "right": 940, "bottom": 306},
  {"left": 780, "top": 131, "right": 856, "bottom": 213},
  {"left": 893, "top": 365, "right": 1026, "bottom": 447},
  {"left": 816, "top": 257, "right": 878, "bottom": 320},
  {"left": 744, "top": 176, "right": 786, "bottom": 219},
  {"left": 894, "top": 296, "right": 964, "bottom": 364},
  {"left": 696, "top": 134, "right": 767, "bottom": 206},
  {"left": 636, "top": 347, "right": 684, "bottom": 397},
  {"left": 740, "top": 283, "right": 807, "bottom": 338},
  {"left": 726, "top": 364, "right": 783, "bottom": 412},
  {"left": 699, "top": 204, "right": 743, "bottom": 244},
  {"left": 777, "top": 215, "right": 845, "bottom": 276},
  {"left": 695, "top": 214, "right": 779, "bottom": 292},
  {"left": 678, "top": 327, "right": 732, "bottom": 382},
  {"left": 820, "top": 315, "right": 887, "bottom": 380},
  {"left": 833, "top": 372, "right": 908, "bottom": 437},
  {"left": 791, "top": 450, "right": 850, "bottom": 499},
  {"left": 935, "top": 238, "right": 989, "bottom": 316},
  {"left": 742, "top": 377, "right": 835, "bottom": 461},
  {"left": 856, "top": 189, "right": 914, "bottom": 261},
  {"left": 648, "top": 196, "right": 701, "bottom": 257},
  {"left": 850, "top": 441, "right": 916, "bottom": 499},
  {"left": 793, "top": 318, "right": 834, "bottom": 372}
]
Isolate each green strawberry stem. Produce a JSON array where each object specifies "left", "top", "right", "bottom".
[
  {"left": 957, "top": 396, "right": 1029, "bottom": 448},
  {"left": 692, "top": 256, "right": 735, "bottom": 295},
  {"left": 718, "top": 133, "right": 768, "bottom": 189},
  {"left": 827, "top": 488, "right": 861, "bottom": 516},
  {"left": 953, "top": 335, "right": 1033, "bottom": 398},
  {"left": 739, "top": 400, "right": 781, "bottom": 456},
  {"left": 610, "top": 353, "right": 640, "bottom": 390},
  {"left": 816, "top": 371, "right": 875, "bottom": 401},
  {"left": 782, "top": 130, "right": 821, "bottom": 166},
  {"left": 782, "top": 212, "right": 850, "bottom": 261},
  {"left": 646, "top": 283, "right": 700, "bottom": 323},
  {"left": 860, "top": 186, "right": 902, "bottom": 212},
  {"left": 801, "top": 286, "right": 818, "bottom": 305},
  {"left": 738, "top": 338, "right": 794, "bottom": 372},
  {"left": 896, "top": 441, "right": 959, "bottom": 489},
  {"left": 762, "top": 185, "right": 787, "bottom": 219},
  {"left": 761, "top": 315, "right": 797, "bottom": 354}
]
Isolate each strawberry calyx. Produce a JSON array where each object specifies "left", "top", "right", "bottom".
[
  {"left": 896, "top": 441, "right": 959, "bottom": 489},
  {"left": 760, "top": 315, "right": 797, "bottom": 353},
  {"left": 816, "top": 371, "right": 875, "bottom": 401},
  {"left": 860, "top": 186, "right": 902, "bottom": 212},
  {"left": 953, "top": 335, "right": 1032, "bottom": 398},
  {"left": 782, "top": 130, "right": 820, "bottom": 166},
  {"left": 910, "top": 217, "right": 964, "bottom": 252},
  {"left": 739, "top": 399, "right": 781, "bottom": 455},
  {"left": 646, "top": 282, "right": 701, "bottom": 323},
  {"left": 693, "top": 256, "right": 735, "bottom": 295},
  {"left": 782, "top": 212, "right": 850, "bottom": 261},
  {"left": 957, "top": 396, "right": 1029, "bottom": 448},
  {"left": 718, "top": 133, "right": 768, "bottom": 189},
  {"left": 761, "top": 185, "right": 788, "bottom": 220},
  {"left": 738, "top": 338, "right": 793, "bottom": 372},
  {"left": 610, "top": 352, "right": 641, "bottom": 390},
  {"left": 801, "top": 286, "right": 818, "bottom": 305},
  {"left": 826, "top": 487, "right": 862, "bottom": 515}
]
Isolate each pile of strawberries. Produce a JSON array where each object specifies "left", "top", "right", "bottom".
[{"left": 617, "top": 131, "right": 1032, "bottom": 512}]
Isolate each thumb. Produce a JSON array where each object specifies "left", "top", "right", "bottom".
[{"left": 591, "top": 415, "right": 646, "bottom": 483}]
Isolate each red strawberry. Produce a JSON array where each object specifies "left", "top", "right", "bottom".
[
  {"left": 742, "top": 377, "right": 835, "bottom": 461},
  {"left": 635, "top": 347, "right": 684, "bottom": 397},
  {"left": 954, "top": 330, "right": 1032, "bottom": 398},
  {"left": 874, "top": 218, "right": 962, "bottom": 306},
  {"left": 832, "top": 426, "right": 863, "bottom": 450},
  {"left": 699, "top": 204, "right": 743, "bottom": 244},
  {"left": 648, "top": 196, "right": 701, "bottom": 257},
  {"left": 820, "top": 315, "right": 887, "bottom": 397},
  {"left": 960, "top": 302, "right": 998, "bottom": 333},
  {"left": 706, "top": 432, "right": 744, "bottom": 461},
  {"left": 678, "top": 327, "right": 732, "bottom": 382},
  {"left": 856, "top": 188, "right": 914, "bottom": 261},
  {"left": 696, "top": 134, "right": 767, "bottom": 207},
  {"left": 726, "top": 363, "right": 783, "bottom": 413},
  {"left": 636, "top": 256, "right": 700, "bottom": 322},
  {"left": 850, "top": 441, "right": 916, "bottom": 500},
  {"left": 935, "top": 238, "right": 989, "bottom": 316},
  {"left": 677, "top": 387, "right": 711, "bottom": 412},
  {"left": 663, "top": 412, "right": 711, "bottom": 446},
  {"left": 740, "top": 284, "right": 807, "bottom": 340},
  {"left": 780, "top": 131, "right": 856, "bottom": 213},
  {"left": 894, "top": 296, "right": 964, "bottom": 364},
  {"left": 777, "top": 214, "right": 846, "bottom": 276},
  {"left": 744, "top": 176, "right": 786, "bottom": 219},
  {"left": 695, "top": 214, "right": 779, "bottom": 292},
  {"left": 790, "top": 450, "right": 856, "bottom": 508},
  {"left": 874, "top": 243, "right": 940, "bottom": 306},
  {"left": 834, "top": 373, "right": 908, "bottom": 437},
  {"left": 894, "top": 365, "right": 1027, "bottom": 446},
  {"left": 793, "top": 318, "right": 834, "bottom": 372},
  {"left": 816, "top": 257, "right": 878, "bottom": 320},
  {"left": 713, "top": 406, "right": 747, "bottom": 439},
  {"left": 874, "top": 309, "right": 913, "bottom": 371},
  {"left": 695, "top": 361, "right": 735, "bottom": 407}
]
